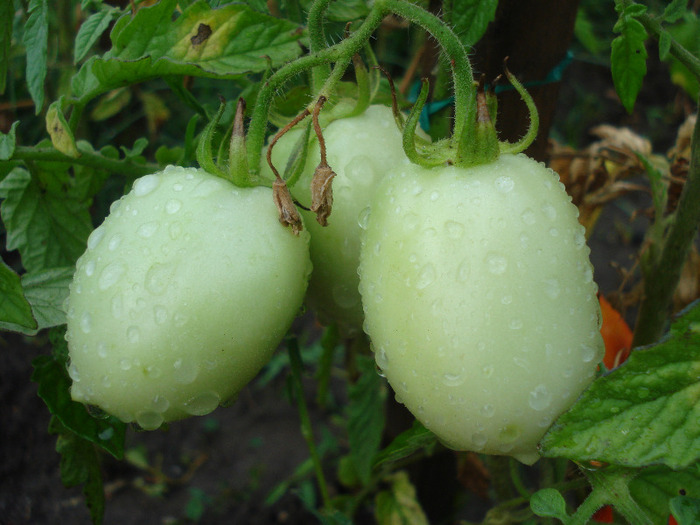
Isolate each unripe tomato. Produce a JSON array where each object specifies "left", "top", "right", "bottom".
[
  {"left": 358, "top": 153, "right": 603, "bottom": 464},
  {"left": 65, "top": 166, "right": 311, "bottom": 429}
]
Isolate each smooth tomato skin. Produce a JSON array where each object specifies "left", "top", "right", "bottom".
[
  {"left": 65, "top": 166, "right": 311, "bottom": 429},
  {"left": 264, "top": 105, "right": 410, "bottom": 334},
  {"left": 358, "top": 154, "right": 603, "bottom": 464}
]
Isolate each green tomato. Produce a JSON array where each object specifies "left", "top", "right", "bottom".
[
  {"left": 65, "top": 166, "right": 311, "bottom": 429},
  {"left": 265, "top": 105, "right": 410, "bottom": 334},
  {"left": 358, "top": 153, "right": 603, "bottom": 464}
]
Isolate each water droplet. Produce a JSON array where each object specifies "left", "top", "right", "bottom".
[
  {"left": 482, "top": 365, "right": 494, "bottom": 377},
  {"left": 357, "top": 206, "right": 371, "bottom": 230},
  {"left": 174, "top": 312, "right": 188, "bottom": 327},
  {"left": 87, "top": 227, "right": 106, "bottom": 250},
  {"left": 375, "top": 345, "right": 389, "bottom": 370},
  {"left": 169, "top": 221, "right": 183, "bottom": 240},
  {"left": 509, "top": 318, "right": 523, "bottom": 330},
  {"left": 514, "top": 357, "right": 531, "bottom": 370},
  {"left": 583, "top": 265, "right": 593, "bottom": 283},
  {"left": 145, "top": 263, "right": 172, "bottom": 295},
  {"left": 495, "top": 175, "right": 514, "bottom": 193},
  {"left": 442, "top": 368, "right": 466, "bottom": 387},
  {"left": 162, "top": 198, "right": 182, "bottom": 215},
  {"left": 84, "top": 260, "right": 96, "bottom": 277},
  {"left": 99, "top": 261, "right": 126, "bottom": 290},
  {"left": 183, "top": 391, "right": 220, "bottom": 416},
  {"left": 97, "top": 342, "right": 108, "bottom": 358},
  {"left": 154, "top": 305, "right": 168, "bottom": 325},
  {"left": 574, "top": 230, "right": 586, "bottom": 248},
  {"left": 581, "top": 343, "right": 598, "bottom": 363},
  {"left": 137, "top": 221, "right": 159, "bottom": 238},
  {"left": 529, "top": 384, "right": 553, "bottom": 411},
  {"left": 456, "top": 260, "right": 470, "bottom": 282},
  {"left": 192, "top": 179, "right": 222, "bottom": 198},
  {"left": 68, "top": 362, "right": 80, "bottom": 382},
  {"left": 499, "top": 424, "right": 521, "bottom": 444},
  {"left": 520, "top": 208, "right": 536, "bottom": 225},
  {"left": 501, "top": 295, "right": 513, "bottom": 305},
  {"left": 119, "top": 358, "right": 132, "bottom": 370},
  {"left": 472, "top": 432, "right": 488, "bottom": 447},
  {"left": 538, "top": 416, "right": 553, "bottom": 428},
  {"left": 445, "top": 221, "right": 464, "bottom": 239},
  {"left": 145, "top": 365, "right": 162, "bottom": 378},
  {"left": 403, "top": 211, "right": 420, "bottom": 231},
  {"left": 136, "top": 411, "right": 164, "bottom": 430},
  {"left": 637, "top": 387, "right": 650, "bottom": 399},
  {"left": 80, "top": 312, "right": 92, "bottom": 334},
  {"left": 133, "top": 174, "right": 160, "bottom": 196},
  {"left": 480, "top": 404, "right": 495, "bottom": 418},
  {"left": 541, "top": 203, "right": 557, "bottom": 220},
  {"left": 430, "top": 190, "right": 440, "bottom": 201},
  {"left": 486, "top": 253, "right": 507, "bottom": 275},
  {"left": 563, "top": 366, "right": 574, "bottom": 378},
  {"left": 549, "top": 227, "right": 559, "bottom": 237},
  {"left": 173, "top": 358, "right": 199, "bottom": 384},
  {"left": 126, "top": 325, "right": 140, "bottom": 343},
  {"left": 416, "top": 264, "right": 436, "bottom": 289},
  {"left": 173, "top": 183, "right": 184, "bottom": 192},
  {"left": 543, "top": 278, "right": 561, "bottom": 299},
  {"left": 108, "top": 233, "right": 123, "bottom": 251},
  {"left": 101, "top": 374, "right": 111, "bottom": 388}
]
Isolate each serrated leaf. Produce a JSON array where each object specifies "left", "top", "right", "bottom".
[
  {"left": 32, "top": 331, "right": 126, "bottom": 460},
  {"left": 22, "top": 0, "right": 48, "bottom": 113},
  {"left": 374, "top": 471, "right": 429, "bottom": 525},
  {"left": 671, "top": 496, "right": 700, "bottom": 525},
  {"left": 22, "top": 267, "right": 74, "bottom": 330},
  {"left": 0, "top": 0, "right": 11, "bottom": 94},
  {"left": 74, "top": 6, "right": 119, "bottom": 63},
  {"left": 373, "top": 419, "right": 437, "bottom": 470},
  {"left": 663, "top": 0, "right": 688, "bottom": 24},
  {"left": 71, "top": 0, "right": 304, "bottom": 104},
  {"left": 449, "top": 0, "right": 498, "bottom": 47},
  {"left": 630, "top": 465, "right": 700, "bottom": 524},
  {"left": 0, "top": 167, "right": 93, "bottom": 273},
  {"left": 611, "top": 13, "right": 648, "bottom": 113},
  {"left": 530, "top": 488, "right": 570, "bottom": 521},
  {"left": 0, "top": 121, "right": 19, "bottom": 161},
  {"left": 540, "top": 301, "right": 700, "bottom": 469},
  {"left": 0, "top": 258, "right": 38, "bottom": 332},
  {"left": 49, "top": 417, "right": 106, "bottom": 525},
  {"left": 46, "top": 99, "right": 80, "bottom": 158},
  {"left": 347, "top": 354, "right": 386, "bottom": 484}
]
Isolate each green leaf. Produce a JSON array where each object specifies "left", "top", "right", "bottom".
[
  {"left": 0, "top": 258, "right": 38, "bottom": 332},
  {"left": 22, "top": 266, "right": 74, "bottom": 330},
  {"left": 22, "top": 0, "right": 49, "bottom": 113},
  {"left": 46, "top": 99, "right": 80, "bottom": 158},
  {"left": 0, "top": 121, "right": 19, "bottom": 161},
  {"left": 71, "top": 0, "right": 305, "bottom": 104},
  {"left": 658, "top": 32, "right": 672, "bottom": 61},
  {"left": 301, "top": 0, "right": 370, "bottom": 22},
  {"left": 449, "top": 0, "right": 498, "bottom": 47},
  {"left": 74, "top": 5, "right": 120, "bottom": 63},
  {"left": 373, "top": 419, "right": 437, "bottom": 470},
  {"left": 347, "top": 354, "right": 386, "bottom": 484},
  {"left": 530, "top": 488, "right": 570, "bottom": 521},
  {"left": 0, "top": 167, "right": 93, "bottom": 273},
  {"left": 630, "top": 465, "right": 700, "bottom": 524},
  {"left": 671, "top": 496, "right": 700, "bottom": 525},
  {"left": 540, "top": 301, "right": 700, "bottom": 469},
  {"left": 663, "top": 0, "right": 688, "bottom": 24},
  {"left": 32, "top": 328, "right": 126, "bottom": 460},
  {"left": 49, "top": 417, "right": 106, "bottom": 525},
  {"left": 611, "top": 11, "right": 648, "bottom": 113},
  {"left": 374, "top": 471, "right": 429, "bottom": 525},
  {"left": 0, "top": 0, "right": 11, "bottom": 94}
]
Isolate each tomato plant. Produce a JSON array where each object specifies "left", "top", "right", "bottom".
[{"left": 1, "top": 0, "right": 699, "bottom": 524}]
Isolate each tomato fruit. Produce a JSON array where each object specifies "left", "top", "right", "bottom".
[
  {"left": 265, "top": 105, "right": 410, "bottom": 334},
  {"left": 65, "top": 166, "right": 311, "bottom": 429},
  {"left": 358, "top": 153, "right": 603, "bottom": 464}
]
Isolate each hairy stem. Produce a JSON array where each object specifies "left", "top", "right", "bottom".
[{"left": 11, "top": 145, "right": 157, "bottom": 177}]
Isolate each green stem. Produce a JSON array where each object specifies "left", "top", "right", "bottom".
[
  {"left": 568, "top": 488, "right": 607, "bottom": 525},
  {"left": 246, "top": 2, "right": 388, "bottom": 176},
  {"left": 632, "top": 8, "right": 700, "bottom": 78},
  {"left": 632, "top": 96, "right": 700, "bottom": 347},
  {"left": 11, "top": 145, "right": 158, "bottom": 177},
  {"left": 308, "top": 0, "right": 333, "bottom": 93},
  {"left": 382, "top": 0, "right": 476, "bottom": 158},
  {"left": 287, "top": 338, "right": 332, "bottom": 510},
  {"left": 578, "top": 468, "right": 652, "bottom": 525}
]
